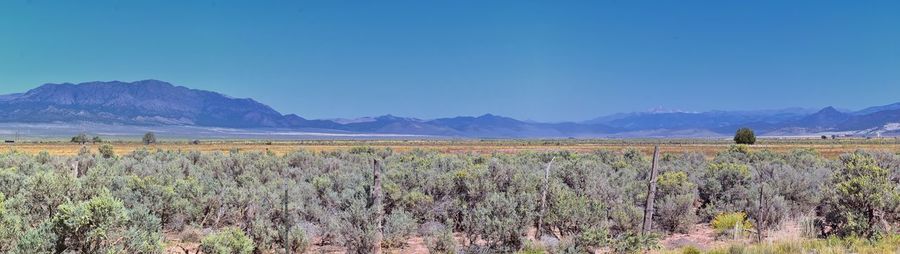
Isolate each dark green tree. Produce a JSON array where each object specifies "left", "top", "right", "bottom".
[
  {"left": 734, "top": 128, "right": 756, "bottom": 145},
  {"left": 142, "top": 132, "right": 157, "bottom": 145},
  {"left": 70, "top": 133, "right": 88, "bottom": 144}
]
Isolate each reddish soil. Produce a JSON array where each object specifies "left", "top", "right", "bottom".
[{"left": 166, "top": 220, "right": 807, "bottom": 253}]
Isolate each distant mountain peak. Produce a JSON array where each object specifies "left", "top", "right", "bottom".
[
  {"left": 477, "top": 113, "right": 507, "bottom": 119},
  {"left": 818, "top": 106, "right": 839, "bottom": 113}
]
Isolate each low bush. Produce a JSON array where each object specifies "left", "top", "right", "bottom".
[
  {"left": 711, "top": 212, "right": 753, "bottom": 238},
  {"left": 200, "top": 227, "right": 254, "bottom": 254},
  {"left": 383, "top": 208, "right": 418, "bottom": 248}
]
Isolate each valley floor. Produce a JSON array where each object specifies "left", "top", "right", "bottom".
[{"left": 4, "top": 138, "right": 900, "bottom": 158}]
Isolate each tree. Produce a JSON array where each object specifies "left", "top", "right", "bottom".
[
  {"left": 142, "top": 132, "right": 157, "bottom": 145},
  {"left": 92, "top": 136, "right": 102, "bottom": 143},
  {"left": 734, "top": 128, "right": 756, "bottom": 145},
  {"left": 70, "top": 133, "right": 88, "bottom": 144}
]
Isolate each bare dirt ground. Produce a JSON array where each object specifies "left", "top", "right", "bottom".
[
  {"left": 166, "top": 220, "right": 807, "bottom": 254},
  {"left": 657, "top": 223, "right": 720, "bottom": 250},
  {"left": 653, "top": 219, "right": 806, "bottom": 253}
]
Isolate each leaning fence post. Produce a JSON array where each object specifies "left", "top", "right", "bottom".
[{"left": 641, "top": 145, "right": 660, "bottom": 235}]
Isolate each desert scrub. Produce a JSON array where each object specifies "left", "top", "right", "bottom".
[
  {"left": 700, "top": 163, "right": 752, "bottom": 219},
  {"left": 610, "top": 233, "right": 660, "bottom": 253},
  {"left": 818, "top": 152, "right": 900, "bottom": 238},
  {"left": 707, "top": 235, "right": 900, "bottom": 254},
  {"left": 0, "top": 147, "right": 897, "bottom": 252},
  {"left": 680, "top": 246, "right": 701, "bottom": 254},
  {"left": 710, "top": 212, "right": 753, "bottom": 238},
  {"left": 655, "top": 171, "right": 699, "bottom": 233},
  {"left": 383, "top": 208, "right": 418, "bottom": 248},
  {"left": 200, "top": 227, "right": 255, "bottom": 254}
]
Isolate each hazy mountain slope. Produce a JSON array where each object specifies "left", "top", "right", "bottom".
[
  {"left": 1, "top": 80, "right": 899, "bottom": 137},
  {"left": 838, "top": 109, "right": 900, "bottom": 131},
  {"left": 854, "top": 102, "right": 900, "bottom": 115},
  {"left": 591, "top": 109, "right": 812, "bottom": 131}
]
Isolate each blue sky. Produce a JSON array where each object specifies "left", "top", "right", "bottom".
[{"left": 1, "top": 1, "right": 898, "bottom": 122}]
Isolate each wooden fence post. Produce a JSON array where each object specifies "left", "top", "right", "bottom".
[
  {"left": 641, "top": 145, "right": 660, "bottom": 235},
  {"left": 536, "top": 157, "right": 556, "bottom": 239},
  {"left": 371, "top": 159, "right": 384, "bottom": 254},
  {"left": 283, "top": 184, "right": 291, "bottom": 254}
]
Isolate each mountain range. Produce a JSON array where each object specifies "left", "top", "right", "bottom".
[{"left": 1, "top": 80, "right": 899, "bottom": 138}]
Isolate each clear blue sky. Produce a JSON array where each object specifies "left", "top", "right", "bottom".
[{"left": 1, "top": 1, "right": 898, "bottom": 122}]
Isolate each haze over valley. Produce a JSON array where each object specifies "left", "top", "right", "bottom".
[{"left": 1, "top": 80, "right": 899, "bottom": 139}]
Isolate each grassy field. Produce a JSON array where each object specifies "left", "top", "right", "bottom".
[{"left": 3, "top": 138, "right": 899, "bottom": 157}]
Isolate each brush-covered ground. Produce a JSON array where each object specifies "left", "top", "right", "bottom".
[{"left": 0, "top": 139, "right": 897, "bottom": 253}]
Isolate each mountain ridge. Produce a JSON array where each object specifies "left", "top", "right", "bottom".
[{"left": 1, "top": 80, "right": 899, "bottom": 138}]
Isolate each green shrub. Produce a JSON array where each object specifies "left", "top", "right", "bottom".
[
  {"left": 726, "top": 144, "right": 751, "bottom": 154},
  {"left": 656, "top": 171, "right": 698, "bottom": 233},
  {"left": 13, "top": 222, "right": 56, "bottom": 253},
  {"left": 469, "top": 192, "right": 536, "bottom": 252},
  {"left": 200, "top": 227, "right": 255, "bottom": 254},
  {"left": 50, "top": 190, "right": 130, "bottom": 253},
  {"left": 819, "top": 153, "right": 899, "bottom": 238},
  {"left": 288, "top": 227, "right": 311, "bottom": 253},
  {"left": 0, "top": 193, "right": 24, "bottom": 253},
  {"left": 424, "top": 223, "right": 457, "bottom": 254},
  {"left": 99, "top": 144, "right": 115, "bottom": 159},
  {"left": 681, "top": 246, "right": 701, "bottom": 254},
  {"left": 611, "top": 233, "right": 660, "bottom": 253},
  {"left": 383, "top": 209, "right": 418, "bottom": 248},
  {"left": 711, "top": 212, "right": 753, "bottom": 238},
  {"left": 575, "top": 227, "right": 608, "bottom": 249},
  {"left": 700, "top": 163, "right": 752, "bottom": 219}
]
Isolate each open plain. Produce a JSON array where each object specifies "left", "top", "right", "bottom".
[{"left": 4, "top": 138, "right": 899, "bottom": 158}]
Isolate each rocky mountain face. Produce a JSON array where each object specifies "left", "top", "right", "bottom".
[
  {"left": 1, "top": 80, "right": 899, "bottom": 137},
  {"left": 0, "top": 80, "right": 288, "bottom": 128}
]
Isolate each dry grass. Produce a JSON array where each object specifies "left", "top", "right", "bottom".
[{"left": 2, "top": 139, "right": 898, "bottom": 158}]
